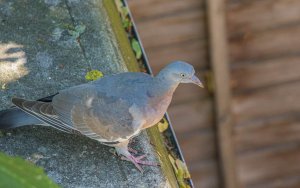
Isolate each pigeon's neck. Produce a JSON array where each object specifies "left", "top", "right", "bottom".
[
  {"left": 154, "top": 71, "right": 179, "bottom": 96},
  {"left": 141, "top": 73, "right": 179, "bottom": 129}
]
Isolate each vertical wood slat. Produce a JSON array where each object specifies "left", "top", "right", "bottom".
[{"left": 206, "top": 0, "right": 239, "bottom": 187}]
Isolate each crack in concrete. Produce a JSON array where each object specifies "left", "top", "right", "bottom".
[{"left": 64, "top": 0, "right": 92, "bottom": 69}]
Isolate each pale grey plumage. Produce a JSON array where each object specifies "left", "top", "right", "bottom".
[{"left": 6, "top": 61, "right": 204, "bottom": 171}]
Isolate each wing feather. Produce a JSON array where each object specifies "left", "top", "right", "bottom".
[{"left": 12, "top": 98, "right": 76, "bottom": 133}]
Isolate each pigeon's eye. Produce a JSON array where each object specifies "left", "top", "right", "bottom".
[{"left": 180, "top": 73, "right": 186, "bottom": 78}]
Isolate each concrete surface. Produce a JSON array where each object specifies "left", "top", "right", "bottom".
[{"left": 0, "top": 0, "right": 170, "bottom": 187}]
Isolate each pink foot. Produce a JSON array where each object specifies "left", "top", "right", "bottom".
[
  {"left": 120, "top": 154, "right": 159, "bottom": 172},
  {"left": 114, "top": 143, "right": 159, "bottom": 172}
]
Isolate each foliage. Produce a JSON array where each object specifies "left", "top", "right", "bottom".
[
  {"left": 0, "top": 152, "right": 59, "bottom": 188},
  {"left": 115, "top": 0, "right": 142, "bottom": 60},
  {"left": 169, "top": 155, "right": 191, "bottom": 188},
  {"left": 131, "top": 38, "right": 142, "bottom": 60}
]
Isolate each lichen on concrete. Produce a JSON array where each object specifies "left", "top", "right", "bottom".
[{"left": 0, "top": 0, "right": 171, "bottom": 187}]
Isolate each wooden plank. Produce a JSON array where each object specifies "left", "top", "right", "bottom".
[
  {"left": 251, "top": 174, "right": 300, "bottom": 188},
  {"left": 148, "top": 40, "right": 209, "bottom": 74},
  {"left": 234, "top": 113, "right": 300, "bottom": 153},
  {"left": 134, "top": 9, "right": 207, "bottom": 49},
  {"left": 207, "top": 0, "right": 239, "bottom": 187},
  {"left": 177, "top": 128, "right": 217, "bottom": 163},
  {"left": 231, "top": 55, "right": 300, "bottom": 91},
  {"left": 229, "top": 24, "right": 300, "bottom": 63},
  {"left": 168, "top": 99, "right": 214, "bottom": 133},
  {"left": 189, "top": 160, "right": 220, "bottom": 188},
  {"left": 227, "top": 0, "right": 300, "bottom": 36},
  {"left": 233, "top": 80, "right": 300, "bottom": 126},
  {"left": 128, "top": 0, "right": 205, "bottom": 22},
  {"left": 237, "top": 143, "right": 300, "bottom": 186}
]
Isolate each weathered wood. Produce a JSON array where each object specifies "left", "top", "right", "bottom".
[
  {"left": 207, "top": 0, "right": 239, "bottom": 187},
  {"left": 251, "top": 174, "right": 300, "bottom": 188},
  {"left": 237, "top": 143, "right": 300, "bottom": 186},
  {"left": 227, "top": 1, "right": 300, "bottom": 188},
  {"left": 234, "top": 112, "right": 300, "bottom": 153},
  {"left": 190, "top": 160, "right": 220, "bottom": 188},
  {"left": 133, "top": 9, "right": 207, "bottom": 49},
  {"left": 168, "top": 99, "right": 213, "bottom": 133},
  {"left": 231, "top": 55, "right": 300, "bottom": 92},
  {"left": 178, "top": 128, "right": 217, "bottom": 163},
  {"left": 229, "top": 24, "right": 300, "bottom": 63},
  {"left": 233, "top": 80, "right": 300, "bottom": 126},
  {"left": 148, "top": 40, "right": 209, "bottom": 74},
  {"left": 128, "top": 0, "right": 205, "bottom": 21},
  {"left": 227, "top": 0, "right": 300, "bottom": 36}
]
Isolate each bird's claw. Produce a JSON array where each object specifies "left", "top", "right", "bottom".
[{"left": 120, "top": 154, "right": 159, "bottom": 172}]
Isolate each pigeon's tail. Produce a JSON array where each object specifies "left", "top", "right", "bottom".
[{"left": 0, "top": 107, "right": 43, "bottom": 129}]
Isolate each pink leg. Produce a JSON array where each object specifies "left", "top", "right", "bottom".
[
  {"left": 128, "top": 147, "right": 138, "bottom": 154},
  {"left": 120, "top": 155, "right": 159, "bottom": 166},
  {"left": 115, "top": 143, "right": 159, "bottom": 172}
]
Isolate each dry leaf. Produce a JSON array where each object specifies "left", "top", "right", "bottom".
[{"left": 157, "top": 118, "right": 168, "bottom": 132}]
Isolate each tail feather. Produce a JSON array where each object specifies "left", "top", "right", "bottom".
[{"left": 0, "top": 107, "right": 43, "bottom": 129}]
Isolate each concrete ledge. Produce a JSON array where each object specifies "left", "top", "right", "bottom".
[{"left": 0, "top": 0, "right": 176, "bottom": 187}]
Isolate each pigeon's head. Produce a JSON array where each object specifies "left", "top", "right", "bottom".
[{"left": 161, "top": 61, "right": 204, "bottom": 87}]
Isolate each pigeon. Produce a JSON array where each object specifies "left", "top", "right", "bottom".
[{"left": 0, "top": 61, "right": 203, "bottom": 171}]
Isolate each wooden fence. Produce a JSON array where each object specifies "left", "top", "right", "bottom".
[{"left": 128, "top": 0, "right": 300, "bottom": 187}]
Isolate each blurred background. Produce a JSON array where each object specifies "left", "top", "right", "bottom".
[{"left": 127, "top": 0, "right": 300, "bottom": 187}]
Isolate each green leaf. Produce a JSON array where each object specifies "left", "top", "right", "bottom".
[
  {"left": 85, "top": 70, "right": 104, "bottom": 81},
  {"left": 131, "top": 38, "right": 142, "bottom": 59},
  {"left": 122, "top": 18, "right": 132, "bottom": 30},
  {"left": 0, "top": 152, "right": 60, "bottom": 188}
]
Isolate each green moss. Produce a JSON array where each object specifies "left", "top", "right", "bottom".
[
  {"left": 85, "top": 70, "right": 104, "bottom": 81},
  {"left": 103, "top": 0, "right": 139, "bottom": 72},
  {"left": 148, "top": 126, "right": 179, "bottom": 188}
]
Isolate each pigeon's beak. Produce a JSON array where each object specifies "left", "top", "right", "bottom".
[{"left": 190, "top": 75, "right": 204, "bottom": 88}]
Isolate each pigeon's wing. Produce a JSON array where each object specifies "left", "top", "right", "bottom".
[
  {"left": 51, "top": 84, "right": 142, "bottom": 143},
  {"left": 11, "top": 98, "right": 76, "bottom": 133}
]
